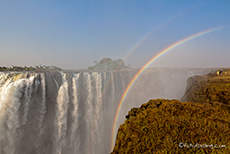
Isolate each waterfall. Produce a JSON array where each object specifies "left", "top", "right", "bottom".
[
  {"left": 0, "top": 69, "right": 214, "bottom": 154},
  {"left": 0, "top": 73, "right": 37, "bottom": 154},
  {"left": 55, "top": 72, "right": 69, "bottom": 154},
  {"left": 22, "top": 75, "right": 35, "bottom": 125},
  {"left": 38, "top": 73, "right": 46, "bottom": 136},
  {"left": 71, "top": 73, "right": 80, "bottom": 152},
  {"left": 92, "top": 72, "right": 103, "bottom": 153},
  {"left": 84, "top": 72, "right": 95, "bottom": 153}
]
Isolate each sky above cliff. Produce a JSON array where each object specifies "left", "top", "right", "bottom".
[{"left": 0, "top": 0, "right": 230, "bottom": 69}]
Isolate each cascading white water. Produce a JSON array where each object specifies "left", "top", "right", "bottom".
[
  {"left": 22, "top": 75, "right": 35, "bottom": 125},
  {"left": 110, "top": 72, "right": 115, "bottom": 118},
  {"left": 0, "top": 69, "right": 215, "bottom": 154},
  {"left": 92, "top": 72, "right": 103, "bottom": 152},
  {"left": 0, "top": 73, "right": 38, "bottom": 154},
  {"left": 71, "top": 73, "right": 80, "bottom": 152},
  {"left": 38, "top": 73, "right": 46, "bottom": 136},
  {"left": 84, "top": 72, "right": 95, "bottom": 154},
  {"left": 55, "top": 73, "right": 69, "bottom": 154},
  {"left": 0, "top": 78, "right": 19, "bottom": 154}
]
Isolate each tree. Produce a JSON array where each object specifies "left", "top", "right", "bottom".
[
  {"left": 87, "top": 58, "right": 130, "bottom": 71},
  {"left": 94, "top": 60, "right": 98, "bottom": 65}
]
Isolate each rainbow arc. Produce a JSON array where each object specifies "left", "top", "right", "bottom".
[{"left": 111, "top": 27, "right": 222, "bottom": 151}]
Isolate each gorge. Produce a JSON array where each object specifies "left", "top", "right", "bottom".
[{"left": 0, "top": 68, "right": 215, "bottom": 154}]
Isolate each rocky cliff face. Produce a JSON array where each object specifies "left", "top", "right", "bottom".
[
  {"left": 181, "top": 70, "right": 230, "bottom": 105},
  {"left": 111, "top": 71, "right": 230, "bottom": 153}
]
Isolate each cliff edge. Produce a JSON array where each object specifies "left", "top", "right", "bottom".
[
  {"left": 111, "top": 71, "right": 230, "bottom": 153},
  {"left": 181, "top": 70, "right": 230, "bottom": 105}
]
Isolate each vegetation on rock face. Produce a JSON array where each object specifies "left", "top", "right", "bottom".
[
  {"left": 87, "top": 58, "right": 131, "bottom": 71},
  {"left": 0, "top": 66, "right": 36, "bottom": 71},
  {"left": 112, "top": 70, "right": 230, "bottom": 154},
  {"left": 181, "top": 70, "right": 230, "bottom": 105},
  {"left": 111, "top": 99, "right": 230, "bottom": 154},
  {"left": 0, "top": 65, "right": 62, "bottom": 72}
]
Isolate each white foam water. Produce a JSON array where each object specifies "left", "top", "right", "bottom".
[{"left": 55, "top": 72, "right": 69, "bottom": 154}]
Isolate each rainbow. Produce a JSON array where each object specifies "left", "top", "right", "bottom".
[
  {"left": 101, "top": 13, "right": 185, "bottom": 101},
  {"left": 101, "top": 10, "right": 188, "bottom": 101},
  {"left": 111, "top": 27, "right": 222, "bottom": 151},
  {"left": 121, "top": 10, "right": 185, "bottom": 63}
]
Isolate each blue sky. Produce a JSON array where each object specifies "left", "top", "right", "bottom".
[{"left": 0, "top": 0, "right": 230, "bottom": 69}]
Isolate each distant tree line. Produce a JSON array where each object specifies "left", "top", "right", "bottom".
[
  {"left": 87, "top": 58, "right": 131, "bottom": 71},
  {"left": 0, "top": 65, "right": 62, "bottom": 72}
]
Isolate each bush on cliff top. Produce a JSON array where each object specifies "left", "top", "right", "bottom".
[
  {"left": 87, "top": 58, "right": 130, "bottom": 71},
  {"left": 111, "top": 99, "right": 230, "bottom": 154}
]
